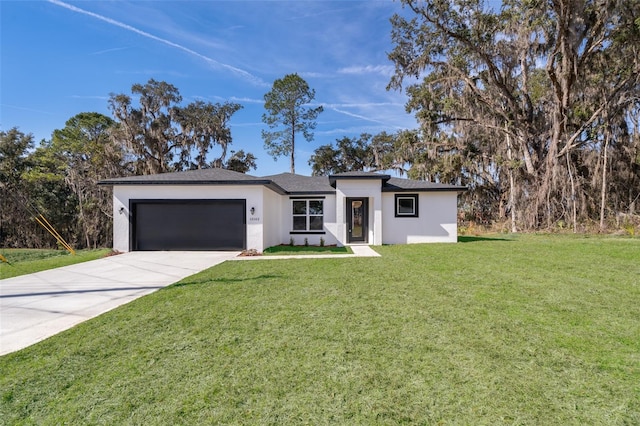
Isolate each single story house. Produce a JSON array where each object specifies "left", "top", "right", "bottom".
[{"left": 99, "top": 169, "right": 466, "bottom": 252}]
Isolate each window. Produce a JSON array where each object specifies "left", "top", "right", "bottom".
[
  {"left": 292, "top": 199, "right": 324, "bottom": 231},
  {"left": 395, "top": 194, "right": 418, "bottom": 217}
]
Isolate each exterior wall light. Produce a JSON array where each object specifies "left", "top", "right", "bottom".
[
  {"left": 250, "top": 207, "right": 256, "bottom": 215},
  {"left": 119, "top": 207, "right": 125, "bottom": 215}
]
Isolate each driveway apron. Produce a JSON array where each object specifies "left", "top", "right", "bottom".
[{"left": 0, "top": 251, "right": 238, "bottom": 355}]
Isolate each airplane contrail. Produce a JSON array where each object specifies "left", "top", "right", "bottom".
[
  {"left": 48, "top": 0, "right": 267, "bottom": 86},
  {"left": 330, "top": 107, "right": 402, "bottom": 128}
]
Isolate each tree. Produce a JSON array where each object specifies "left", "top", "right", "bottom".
[
  {"left": 308, "top": 131, "right": 430, "bottom": 176},
  {"left": 309, "top": 143, "right": 341, "bottom": 176},
  {"left": 174, "top": 100, "right": 243, "bottom": 169},
  {"left": 46, "top": 112, "right": 121, "bottom": 248},
  {"left": 224, "top": 150, "right": 257, "bottom": 174},
  {"left": 0, "top": 128, "right": 34, "bottom": 246},
  {"left": 0, "top": 128, "right": 32, "bottom": 188},
  {"left": 309, "top": 134, "right": 375, "bottom": 176},
  {"left": 23, "top": 144, "right": 78, "bottom": 249},
  {"left": 1, "top": 128, "right": 82, "bottom": 249},
  {"left": 262, "top": 73, "right": 323, "bottom": 173},
  {"left": 388, "top": 0, "right": 640, "bottom": 231},
  {"left": 109, "top": 79, "right": 182, "bottom": 174},
  {"left": 109, "top": 79, "right": 245, "bottom": 174},
  {"left": 308, "top": 131, "right": 436, "bottom": 176}
]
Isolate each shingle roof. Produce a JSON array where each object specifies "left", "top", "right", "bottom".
[
  {"left": 263, "top": 173, "right": 334, "bottom": 194},
  {"left": 383, "top": 177, "right": 466, "bottom": 192},
  {"left": 99, "top": 168, "right": 466, "bottom": 193},
  {"left": 329, "top": 171, "right": 390, "bottom": 186},
  {"left": 329, "top": 171, "right": 391, "bottom": 179},
  {"left": 99, "top": 168, "right": 267, "bottom": 185}
]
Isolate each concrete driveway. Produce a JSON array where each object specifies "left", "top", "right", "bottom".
[{"left": 0, "top": 251, "right": 238, "bottom": 355}]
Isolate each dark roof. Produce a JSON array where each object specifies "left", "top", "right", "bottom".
[
  {"left": 99, "top": 168, "right": 266, "bottom": 185},
  {"left": 99, "top": 168, "right": 466, "bottom": 194},
  {"left": 263, "top": 173, "right": 334, "bottom": 194},
  {"left": 329, "top": 171, "right": 391, "bottom": 179},
  {"left": 383, "top": 177, "right": 466, "bottom": 192},
  {"left": 329, "top": 171, "right": 391, "bottom": 186}
]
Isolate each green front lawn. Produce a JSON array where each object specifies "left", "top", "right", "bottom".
[
  {"left": 1, "top": 235, "right": 639, "bottom": 424},
  {"left": 0, "top": 248, "right": 112, "bottom": 279}
]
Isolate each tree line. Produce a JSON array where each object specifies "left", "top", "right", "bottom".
[
  {"left": 299, "top": 0, "right": 640, "bottom": 233},
  {"left": 383, "top": 0, "right": 640, "bottom": 232},
  {"left": 1, "top": 80, "right": 258, "bottom": 249}
]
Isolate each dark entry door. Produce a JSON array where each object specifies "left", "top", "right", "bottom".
[
  {"left": 346, "top": 198, "right": 368, "bottom": 243},
  {"left": 132, "top": 199, "right": 246, "bottom": 251}
]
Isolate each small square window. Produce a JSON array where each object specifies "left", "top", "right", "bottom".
[
  {"left": 293, "top": 216, "right": 307, "bottom": 230},
  {"left": 293, "top": 200, "right": 306, "bottom": 215},
  {"left": 309, "top": 215, "right": 323, "bottom": 230},
  {"left": 309, "top": 200, "right": 323, "bottom": 215},
  {"left": 395, "top": 194, "right": 418, "bottom": 217}
]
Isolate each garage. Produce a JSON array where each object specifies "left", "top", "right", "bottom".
[{"left": 131, "top": 199, "right": 246, "bottom": 251}]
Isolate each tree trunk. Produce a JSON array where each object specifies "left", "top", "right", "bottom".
[
  {"left": 506, "top": 131, "right": 517, "bottom": 232},
  {"left": 566, "top": 151, "right": 577, "bottom": 233},
  {"left": 290, "top": 120, "right": 296, "bottom": 174},
  {"left": 600, "top": 131, "right": 610, "bottom": 230}
]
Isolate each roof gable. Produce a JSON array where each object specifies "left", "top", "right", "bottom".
[{"left": 262, "top": 173, "right": 334, "bottom": 194}]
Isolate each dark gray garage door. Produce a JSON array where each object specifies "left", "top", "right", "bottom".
[{"left": 131, "top": 200, "right": 246, "bottom": 251}]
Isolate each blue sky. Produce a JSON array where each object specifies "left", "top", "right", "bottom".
[{"left": 1, "top": 0, "right": 417, "bottom": 176}]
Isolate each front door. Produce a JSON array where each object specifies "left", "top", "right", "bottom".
[{"left": 347, "top": 198, "right": 368, "bottom": 243}]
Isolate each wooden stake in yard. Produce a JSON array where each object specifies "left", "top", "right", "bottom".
[
  {"left": 34, "top": 214, "right": 76, "bottom": 255},
  {"left": 1, "top": 184, "right": 76, "bottom": 255}
]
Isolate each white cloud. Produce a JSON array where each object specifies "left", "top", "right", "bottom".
[
  {"left": 299, "top": 71, "right": 332, "bottom": 79},
  {"left": 338, "top": 65, "right": 395, "bottom": 77},
  {"left": 230, "top": 96, "right": 264, "bottom": 105}
]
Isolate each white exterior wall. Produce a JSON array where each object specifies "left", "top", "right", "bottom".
[
  {"left": 322, "top": 195, "right": 339, "bottom": 246},
  {"left": 335, "top": 180, "right": 382, "bottom": 245},
  {"left": 382, "top": 192, "right": 459, "bottom": 244},
  {"left": 261, "top": 187, "right": 282, "bottom": 250},
  {"left": 276, "top": 195, "right": 338, "bottom": 247},
  {"left": 112, "top": 185, "right": 267, "bottom": 252}
]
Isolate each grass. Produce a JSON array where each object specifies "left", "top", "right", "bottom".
[
  {"left": 263, "top": 244, "right": 352, "bottom": 255},
  {"left": 0, "top": 248, "right": 112, "bottom": 279},
  {"left": 1, "top": 234, "right": 639, "bottom": 424}
]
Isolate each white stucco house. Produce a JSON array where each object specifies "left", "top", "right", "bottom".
[{"left": 99, "top": 168, "right": 466, "bottom": 252}]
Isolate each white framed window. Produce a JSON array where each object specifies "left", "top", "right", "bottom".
[
  {"left": 395, "top": 194, "right": 418, "bottom": 217},
  {"left": 292, "top": 199, "right": 324, "bottom": 231}
]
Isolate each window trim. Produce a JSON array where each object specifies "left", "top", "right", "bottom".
[
  {"left": 291, "top": 198, "right": 324, "bottom": 232},
  {"left": 395, "top": 194, "right": 419, "bottom": 217}
]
